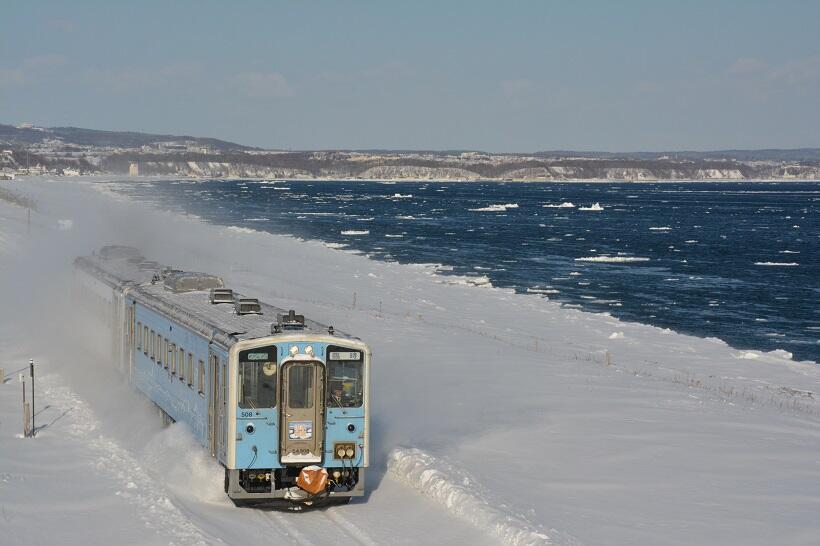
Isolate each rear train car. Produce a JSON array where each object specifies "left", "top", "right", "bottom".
[{"left": 73, "top": 245, "right": 370, "bottom": 505}]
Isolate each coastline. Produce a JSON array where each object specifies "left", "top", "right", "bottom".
[
  {"left": 7, "top": 175, "right": 817, "bottom": 365},
  {"left": 7, "top": 173, "right": 820, "bottom": 184},
  {"left": 97, "top": 175, "right": 819, "bottom": 363}
]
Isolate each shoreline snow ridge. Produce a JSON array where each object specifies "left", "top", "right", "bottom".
[{"left": 387, "top": 448, "right": 561, "bottom": 546}]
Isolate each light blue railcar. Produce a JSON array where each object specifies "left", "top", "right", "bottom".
[{"left": 74, "top": 246, "right": 370, "bottom": 505}]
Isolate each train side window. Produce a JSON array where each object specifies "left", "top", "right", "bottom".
[
  {"left": 198, "top": 360, "right": 205, "bottom": 396},
  {"left": 179, "top": 348, "right": 185, "bottom": 381},
  {"left": 136, "top": 322, "right": 142, "bottom": 350},
  {"left": 326, "top": 356, "right": 364, "bottom": 408},
  {"left": 144, "top": 326, "right": 149, "bottom": 355},
  {"left": 150, "top": 330, "right": 156, "bottom": 360},
  {"left": 239, "top": 360, "right": 277, "bottom": 409},
  {"left": 167, "top": 340, "right": 173, "bottom": 372},
  {"left": 187, "top": 353, "right": 194, "bottom": 387}
]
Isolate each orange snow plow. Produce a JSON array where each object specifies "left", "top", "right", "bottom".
[{"left": 296, "top": 466, "right": 328, "bottom": 495}]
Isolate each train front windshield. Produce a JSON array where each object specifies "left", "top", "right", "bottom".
[
  {"left": 326, "top": 347, "right": 364, "bottom": 408},
  {"left": 239, "top": 347, "right": 277, "bottom": 409},
  {"left": 237, "top": 344, "right": 365, "bottom": 409}
]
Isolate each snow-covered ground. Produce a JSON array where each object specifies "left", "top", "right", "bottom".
[{"left": 1, "top": 176, "right": 819, "bottom": 545}]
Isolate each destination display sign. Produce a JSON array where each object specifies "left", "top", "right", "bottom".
[
  {"left": 329, "top": 351, "right": 361, "bottom": 361},
  {"left": 239, "top": 347, "right": 275, "bottom": 362},
  {"left": 247, "top": 352, "right": 268, "bottom": 361}
]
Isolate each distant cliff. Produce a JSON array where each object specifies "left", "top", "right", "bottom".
[
  {"left": 2, "top": 122, "right": 819, "bottom": 181},
  {"left": 100, "top": 153, "right": 820, "bottom": 181}
]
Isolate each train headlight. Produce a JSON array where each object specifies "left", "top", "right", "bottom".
[
  {"left": 333, "top": 470, "right": 341, "bottom": 480},
  {"left": 305, "top": 345, "right": 314, "bottom": 356},
  {"left": 334, "top": 442, "right": 356, "bottom": 459},
  {"left": 290, "top": 345, "right": 299, "bottom": 356},
  {"left": 245, "top": 423, "right": 255, "bottom": 434}
]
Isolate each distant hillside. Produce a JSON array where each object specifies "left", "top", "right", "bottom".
[
  {"left": 1, "top": 121, "right": 819, "bottom": 180},
  {"left": 534, "top": 148, "right": 820, "bottom": 162},
  {"left": 0, "top": 124, "right": 253, "bottom": 151}
]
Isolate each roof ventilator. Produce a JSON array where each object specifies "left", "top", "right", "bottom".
[
  {"left": 164, "top": 271, "right": 224, "bottom": 293},
  {"left": 235, "top": 298, "right": 262, "bottom": 315},
  {"left": 210, "top": 288, "right": 235, "bottom": 304},
  {"left": 272, "top": 310, "right": 306, "bottom": 333}
]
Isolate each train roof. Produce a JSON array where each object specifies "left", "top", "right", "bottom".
[{"left": 75, "top": 246, "right": 358, "bottom": 349}]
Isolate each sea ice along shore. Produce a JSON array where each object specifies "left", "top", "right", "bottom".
[{"left": 1, "top": 176, "right": 819, "bottom": 546}]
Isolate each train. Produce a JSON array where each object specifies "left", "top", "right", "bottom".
[{"left": 73, "top": 245, "right": 371, "bottom": 506}]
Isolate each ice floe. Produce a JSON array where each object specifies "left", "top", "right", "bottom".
[
  {"left": 468, "top": 203, "right": 519, "bottom": 212},
  {"left": 575, "top": 256, "right": 650, "bottom": 263},
  {"left": 226, "top": 226, "right": 259, "bottom": 234},
  {"left": 526, "top": 287, "right": 560, "bottom": 295}
]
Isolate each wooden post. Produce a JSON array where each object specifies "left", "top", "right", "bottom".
[
  {"left": 21, "top": 374, "right": 29, "bottom": 437},
  {"left": 29, "top": 359, "right": 35, "bottom": 436},
  {"left": 23, "top": 403, "right": 31, "bottom": 438}
]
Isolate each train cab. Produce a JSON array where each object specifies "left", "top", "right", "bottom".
[{"left": 226, "top": 335, "right": 370, "bottom": 504}]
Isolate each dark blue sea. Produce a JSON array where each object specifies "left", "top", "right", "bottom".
[{"left": 114, "top": 180, "right": 820, "bottom": 362}]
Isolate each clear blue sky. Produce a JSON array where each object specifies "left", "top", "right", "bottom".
[{"left": 1, "top": 1, "right": 818, "bottom": 152}]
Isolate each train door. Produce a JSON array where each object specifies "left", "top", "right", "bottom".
[
  {"left": 112, "top": 292, "right": 122, "bottom": 369},
  {"left": 208, "top": 353, "right": 219, "bottom": 457},
  {"left": 219, "top": 360, "right": 227, "bottom": 461},
  {"left": 280, "top": 360, "right": 324, "bottom": 464},
  {"left": 126, "top": 304, "right": 135, "bottom": 381}
]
